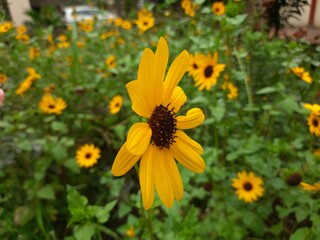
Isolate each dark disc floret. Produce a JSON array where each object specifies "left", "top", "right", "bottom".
[
  {"left": 148, "top": 104, "right": 177, "bottom": 149},
  {"left": 204, "top": 65, "right": 214, "bottom": 78},
  {"left": 243, "top": 182, "right": 253, "bottom": 191}
]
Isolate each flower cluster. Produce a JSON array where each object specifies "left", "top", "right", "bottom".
[{"left": 16, "top": 68, "right": 41, "bottom": 95}]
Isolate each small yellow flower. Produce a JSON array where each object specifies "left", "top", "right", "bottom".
[
  {"left": 29, "top": 47, "right": 40, "bottom": 60},
  {"left": 135, "top": 9, "right": 155, "bottom": 33},
  {"left": 76, "top": 144, "right": 101, "bottom": 168},
  {"left": 16, "top": 34, "right": 30, "bottom": 43},
  {"left": 291, "top": 67, "right": 312, "bottom": 83},
  {"left": 212, "top": 2, "right": 225, "bottom": 16},
  {"left": 192, "top": 52, "right": 226, "bottom": 91},
  {"left": 300, "top": 182, "right": 320, "bottom": 191},
  {"left": 126, "top": 226, "right": 136, "bottom": 238},
  {"left": 16, "top": 25, "right": 27, "bottom": 34},
  {"left": 121, "top": 20, "right": 132, "bottom": 30},
  {"left": 0, "top": 21, "right": 12, "bottom": 33},
  {"left": 0, "top": 74, "right": 8, "bottom": 84},
  {"left": 221, "top": 81, "right": 238, "bottom": 100},
  {"left": 232, "top": 171, "right": 264, "bottom": 203},
  {"left": 38, "top": 94, "right": 67, "bottom": 115},
  {"left": 109, "top": 95, "right": 123, "bottom": 114},
  {"left": 307, "top": 113, "right": 320, "bottom": 137},
  {"left": 106, "top": 55, "right": 116, "bottom": 69}
]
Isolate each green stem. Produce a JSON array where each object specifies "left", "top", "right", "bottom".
[{"left": 233, "top": 48, "right": 253, "bottom": 106}]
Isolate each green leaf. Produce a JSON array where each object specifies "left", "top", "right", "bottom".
[
  {"left": 37, "top": 185, "right": 55, "bottom": 200},
  {"left": 74, "top": 223, "right": 95, "bottom": 240},
  {"left": 256, "top": 86, "right": 278, "bottom": 95},
  {"left": 95, "top": 200, "right": 117, "bottom": 223},
  {"left": 277, "top": 97, "right": 301, "bottom": 114},
  {"left": 51, "top": 121, "right": 68, "bottom": 133},
  {"left": 289, "top": 227, "right": 310, "bottom": 240},
  {"left": 67, "top": 186, "right": 88, "bottom": 214}
]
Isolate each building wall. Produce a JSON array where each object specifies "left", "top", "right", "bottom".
[{"left": 7, "top": 0, "right": 31, "bottom": 26}]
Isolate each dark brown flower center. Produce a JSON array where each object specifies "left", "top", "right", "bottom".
[
  {"left": 48, "top": 104, "right": 55, "bottom": 109},
  {"left": 147, "top": 104, "right": 177, "bottom": 149},
  {"left": 143, "top": 21, "right": 149, "bottom": 26},
  {"left": 85, "top": 153, "right": 92, "bottom": 159},
  {"left": 312, "top": 118, "right": 319, "bottom": 127},
  {"left": 204, "top": 65, "right": 213, "bottom": 78},
  {"left": 243, "top": 182, "right": 253, "bottom": 191},
  {"left": 193, "top": 63, "right": 198, "bottom": 69}
]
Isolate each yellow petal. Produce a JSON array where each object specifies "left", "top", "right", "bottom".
[
  {"left": 164, "top": 50, "right": 189, "bottom": 105},
  {"left": 126, "top": 80, "right": 153, "bottom": 117},
  {"left": 136, "top": 48, "right": 159, "bottom": 112},
  {"left": 126, "top": 123, "right": 151, "bottom": 155},
  {"left": 153, "top": 37, "right": 167, "bottom": 104},
  {"left": 153, "top": 147, "right": 174, "bottom": 208},
  {"left": 171, "top": 136, "right": 206, "bottom": 173},
  {"left": 164, "top": 149, "right": 184, "bottom": 200},
  {"left": 170, "top": 86, "right": 187, "bottom": 113},
  {"left": 175, "top": 130, "right": 203, "bottom": 154},
  {"left": 111, "top": 142, "right": 141, "bottom": 176},
  {"left": 140, "top": 145, "right": 155, "bottom": 210},
  {"left": 176, "top": 108, "right": 205, "bottom": 129}
]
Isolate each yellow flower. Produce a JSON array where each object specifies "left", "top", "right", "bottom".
[
  {"left": 0, "top": 21, "right": 12, "bottom": 33},
  {"left": 0, "top": 74, "right": 8, "bottom": 84},
  {"left": 135, "top": 12, "right": 155, "bottom": 33},
  {"left": 16, "top": 25, "right": 27, "bottom": 34},
  {"left": 125, "top": 226, "right": 136, "bottom": 237},
  {"left": 16, "top": 34, "right": 30, "bottom": 43},
  {"left": 121, "top": 20, "right": 132, "bottom": 30},
  {"left": 76, "top": 144, "right": 101, "bottom": 168},
  {"left": 232, "top": 171, "right": 264, "bottom": 203},
  {"left": 181, "top": 0, "right": 197, "bottom": 17},
  {"left": 304, "top": 103, "right": 320, "bottom": 116},
  {"left": 106, "top": 55, "right": 116, "bottom": 69},
  {"left": 79, "top": 19, "right": 94, "bottom": 32},
  {"left": 100, "top": 30, "right": 120, "bottom": 39},
  {"left": 291, "top": 67, "right": 312, "bottom": 83},
  {"left": 29, "top": 47, "right": 40, "bottom": 60},
  {"left": 27, "top": 67, "right": 41, "bottom": 79},
  {"left": 188, "top": 54, "right": 205, "bottom": 77},
  {"left": 221, "top": 81, "right": 238, "bottom": 100},
  {"left": 212, "top": 2, "right": 225, "bottom": 16},
  {"left": 111, "top": 37, "right": 206, "bottom": 210},
  {"left": 192, "top": 52, "right": 226, "bottom": 91},
  {"left": 16, "top": 77, "right": 33, "bottom": 95},
  {"left": 38, "top": 94, "right": 67, "bottom": 115},
  {"left": 307, "top": 113, "right": 320, "bottom": 137},
  {"left": 77, "top": 41, "right": 85, "bottom": 48},
  {"left": 109, "top": 95, "right": 123, "bottom": 114},
  {"left": 300, "top": 182, "right": 320, "bottom": 191},
  {"left": 114, "top": 17, "right": 124, "bottom": 27}
]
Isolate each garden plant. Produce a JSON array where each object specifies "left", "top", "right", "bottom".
[{"left": 0, "top": 0, "right": 320, "bottom": 239}]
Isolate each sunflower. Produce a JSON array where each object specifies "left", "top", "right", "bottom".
[
  {"left": 0, "top": 74, "right": 7, "bottom": 84},
  {"left": 188, "top": 54, "right": 204, "bottom": 77},
  {"left": 135, "top": 13, "right": 155, "bottom": 33},
  {"left": 0, "top": 21, "right": 12, "bottom": 33},
  {"left": 111, "top": 37, "right": 206, "bottom": 210},
  {"left": 212, "top": 2, "right": 225, "bottom": 16},
  {"left": 106, "top": 55, "right": 116, "bottom": 69},
  {"left": 300, "top": 182, "right": 320, "bottom": 191},
  {"left": 192, "top": 52, "right": 226, "bottom": 91},
  {"left": 121, "top": 20, "right": 132, "bottom": 30},
  {"left": 38, "top": 94, "right": 67, "bottom": 115},
  {"left": 232, "top": 171, "right": 264, "bottom": 203},
  {"left": 307, "top": 113, "right": 320, "bottom": 137},
  {"left": 109, "top": 95, "right": 123, "bottom": 114},
  {"left": 290, "top": 66, "right": 312, "bottom": 83},
  {"left": 76, "top": 144, "right": 101, "bottom": 168}
]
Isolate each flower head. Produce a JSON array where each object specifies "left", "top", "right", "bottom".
[
  {"left": 307, "top": 113, "right": 320, "bottom": 137},
  {"left": 109, "top": 95, "right": 123, "bottom": 114},
  {"left": 106, "top": 55, "right": 116, "bottom": 69},
  {"left": 300, "top": 182, "right": 320, "bottom": 191},
  {"left": 0, "top": 74, "right": 7, "bottom": 84},
  {"left": 0, "top": 21, "right": 12, "bottom": 33},
  {"left": 76, "top": 144, "right": 101, "bottom": 168},
  {"left": 111, "top": 37, "right": 206, "bottom": 209},
  {"left": 291, "top": 67, "right": 312, "bottom": 83},
  {"left": 304, "top": 103, "right": 320, "bottom": 116},
  {"left": 232, "top": 171, "right": 264, "bottom": 203},
  {"left": 192, "top": 52, "right": 226, "bottom": 91},
  {"left": 135, "top": 9, "right": 155, "bottom": 33},
  {"left": 212, "top": 2, "right": 225, "bottom": 16},
  {"left": 38, "top": 94, "right": 67, "bottom": 115}
]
